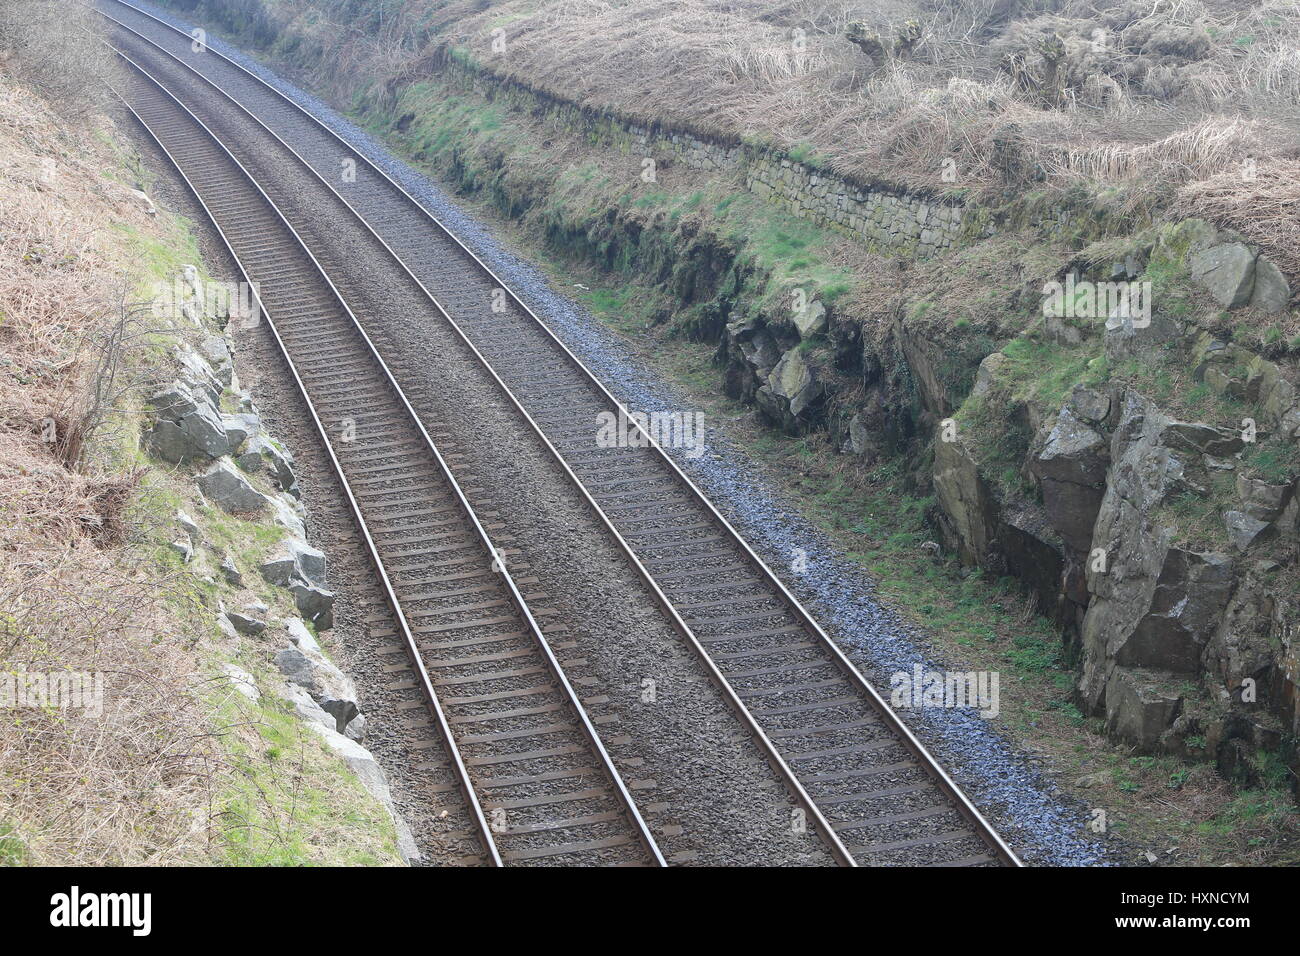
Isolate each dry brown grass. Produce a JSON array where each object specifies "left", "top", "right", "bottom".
[
  {"left": 1180, "top": 155, "right": 1300, "bottom": 279},
  {"left": 259, "top": 0, "right": 1300, "bottom": 210},
  {"left": 0, "top": 67, "right": 218, "bottom": 863}
]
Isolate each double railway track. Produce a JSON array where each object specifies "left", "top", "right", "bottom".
[
  {"left": 103, "top": 0, "right": 1021, "bottom": 867},
  {"left": 113, "top": 52, "right": 664, "bottom": 867}
]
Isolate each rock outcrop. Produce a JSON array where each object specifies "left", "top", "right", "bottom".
[{"left": 142, "top": 265, "right": 411, "bottom": 861}]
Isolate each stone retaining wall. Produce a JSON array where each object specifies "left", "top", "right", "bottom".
[{"left": 434, "top": 54, "right": 1122, "bottom": 258}]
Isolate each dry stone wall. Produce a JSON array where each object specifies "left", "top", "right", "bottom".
[{"left": 434, "top": 54, "right": 1120, "bottom": 259}]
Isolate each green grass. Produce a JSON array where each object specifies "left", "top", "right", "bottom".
[
  {"left": 209, "top": 683, "right": 402, "bottom": 866},
  {"left": 1240, "top": 441, "right": 1300, "bottom": 484},
  {"left": 0, "top": 823, "right": 27, "bottom": 866}
]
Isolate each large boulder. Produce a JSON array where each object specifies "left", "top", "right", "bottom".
[
  {"left": 197, "top": 334, "right": 234, "bottom": 388},
  {"left": 197, "top": 458, "right": 271, "bottom": 514},
  {"left": 1116, "top": 549, "right": 1235, "bottom": 672},
  {"left": 792, "top": 298, "right": 828, "bottom": 339},
  {"left": 269, "top": 495, "right": 307, "bottom": 539},
  {"left": 1204, "top": 574, "right": 1278, "bottom": 701},
  {"left": 1223, "top": 510, "right": 1270, "bottom": 552},
  {"left": 220, "top": 412, "right": 260, "bottom": 449},
  {"left": 236, "top": 433, "right": 298, "bottom": 496},
  {"left": 1227, "top": 476, "right": 1289, "bottom": 522},
  {"left": 1104, "top": 667, "right": 1184, "bottom": 751},
  {"left": 262, "top": 539, "right": 333, "bottom": 630},
  {"left": 1162, "top": 421, "right": 1244, "bottom": 458},
  {"left": 275, "top": 619, "right": 357, "bottom": 732},
  {"left": 224, "top": 600, "right": 268, "bottom": 636},
  {"left": 1190, "top": 242, "right": 1256, "bottom": 309},
  {"left": 148, "top": 380, "right": 229, "bottom": 463},
  {"left": 289, "top": 579, "right": 335, "bottom": 631},
  {"left": 933, "top": 435, "right": 1000, "bottom": 566},
  {"left": 1249, "top": 257, "right": 1290, "bottom": 313},
  {"left": 755, "top": 347, "right": 823, "bottom": 429},
  {"left": 174, "top": 343, "right": 224, "bottom": 406},
  {"left": 260, "top": 537, "right": 327, "bottom": 588}
]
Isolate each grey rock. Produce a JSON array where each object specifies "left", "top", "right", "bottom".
[
  {"left": 1079, "top": 393, "right": 1234, "bottom": 717},
  {"left": 197, "top": 458, "right": 271, "bottom": 514},
  {"left": 177, "top": 509, "right": 201, "bottom": 541},
  {"left": 216, "top": 613, "right": 239, "bottom": 643},
  {"left": 198, "top": 334, "right": 234, "bottom": 388},
  {"left": 289, "top": 579, "right": 335, "bottom": 631},
  {"left": 275, "top": 643, "right": 356, "bottom": 732},
  {"left": 218, "top": 662, "right": 259, "bottom": 702},
  {"left": 237, "top": 433, "right": 298, "bottom": 495},
  {"left": 1068, "top": 384, "right": 1111, "bottom": 426},
  {"left": 221, "top": 412, "right": 260, "bottom": 449},
  {"left": 344, "top": 712, "right": 367, "bottom": 742},
  {"left": 1190, "top": 242, "right": 1256, "bottom": 308},
  {"left": 148, "top": 381, "right": 229, "bottom": 463},
  {"left": 175, "top": 344, "right": 223, "bottom": 407},
  {"left": 756, "top": 347, "right": 822, "bottom": 429},
  {"left": 277, "top": 679, "right": 336, "bottom": 731},
  {"left": 1248, "top": 256, "right": 1290, "bottom": 313},
  {"left": 1104, "top": 667, "right": 1182, "bottom": 751},
  {"left": 1224, "top": 510, "right": 1269, "bottom": 551},
  {"left": 1163, "top": 421, "right": 1244, "bottom": 457},
  {"left": 219, "top": 555, "right": 242, "bottom": 586},
  {"left": 225, "top": 601, "right": 268, "bottom": 635},
  {"left": 269, "top": 495, "right": 307, "bottom": 539},
  {"left": 792, "top": 298, "right": 827, "bottom": 339},
  {"left": 260, "top": 537, "right": 327, "bottom": 589},
  {"left": 971, "top": 352, "right": 1008, "bottom": 399},
  {"left": 283, "top": 616, "right": 322, "bottom": 654},
  {"left": 169, "top": 538, "right": 193, "bottom": 563},
  {"left": 1235, "top": 474, "right": 1293, "bottom": 522},
  {"left": 1031, "top": 407, "right": 1108, "bottom": 552}
]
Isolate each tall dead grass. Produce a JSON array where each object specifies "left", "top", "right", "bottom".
[
  {"left": 267, "top": 0, "right": 1300, "bottom": 205},
  {"left": 0, "top": 70, "right": 216, "bottom": 863},
  {"left": 1181, "top": 155, "right": 1300, "bottom": 280}
]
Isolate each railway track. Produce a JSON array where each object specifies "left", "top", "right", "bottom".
[
  {"left": 111, "top": 52, "right": 665, "bottom": 867},
  {"left": 103, "top": 0, "right": 1022, "bottom": 867}
]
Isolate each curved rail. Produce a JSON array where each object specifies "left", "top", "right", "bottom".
[
  {"left": 110, "top": 46, "right": 665, "bottom": 867},
  {"left": 103, "top": 0, "right": 1022, "bottom": 867}
]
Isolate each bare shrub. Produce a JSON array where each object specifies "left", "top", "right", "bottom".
[{"left": 0, "top": 0, "right": 117, "bottom": 116}]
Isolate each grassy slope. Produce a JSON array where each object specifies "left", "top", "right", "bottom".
[{"left": 0, "top": 70, "right": 402, "bottom": 866}]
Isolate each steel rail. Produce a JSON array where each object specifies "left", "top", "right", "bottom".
[
  {"left": 110, "top": 47, "right": 666, "bottom": 867},
  {"left": 103, "top": 0, "right": 1021, "bottom": 867}
]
